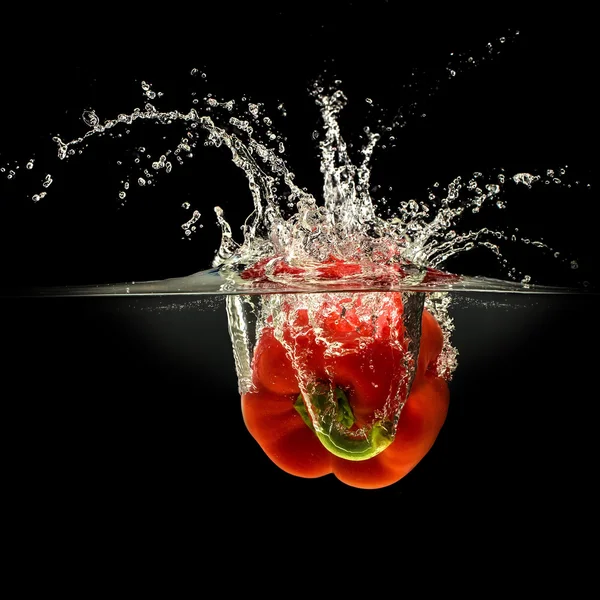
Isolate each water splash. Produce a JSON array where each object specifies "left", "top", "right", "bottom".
[
  {"left": 1, "top": 31, "right": 592, "bottom": 300},
  {"left": 36, "top": 85, "right": 580, "bottom": 293}
]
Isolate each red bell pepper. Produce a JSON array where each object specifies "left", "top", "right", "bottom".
[{"left": 241, "top": 291, "right": 450, "bottom": 489}]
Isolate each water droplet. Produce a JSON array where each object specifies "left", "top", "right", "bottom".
[
  {"left": 513, "top": 173, "right": 540, "bottom": 188},
  {"left": 119, "top": 191, "right": 126, "bottom": 199},
  {"left": 82, "top": 110, "right": 99, "bottom": 128},
  {"left": 26, "top": 160, "right": 34, "bottom": 170}
]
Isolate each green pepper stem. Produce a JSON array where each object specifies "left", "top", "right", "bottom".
[{"left": 294, "top": 384, "right": 394, "bottom": 461}]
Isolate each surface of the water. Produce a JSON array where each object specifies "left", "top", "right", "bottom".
[{"left": 0, "top": 268, "right": 589, "bottom": 298}]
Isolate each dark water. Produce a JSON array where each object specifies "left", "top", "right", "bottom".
[{"left": 3, "top": 292, "right": 598, "bottom": 532}]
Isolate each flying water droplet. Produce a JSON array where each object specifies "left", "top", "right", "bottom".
[{"left": 82, "top": 110, "right": 99, "bottom": 128}]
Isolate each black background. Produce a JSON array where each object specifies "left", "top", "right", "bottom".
[
  {"left": 1, "top": 7, "right": 597, "bottom": 288},
  {"left": 1, "top": 3, "right": 599, "bottom": 571}
]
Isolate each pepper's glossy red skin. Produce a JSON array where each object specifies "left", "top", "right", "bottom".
[{"left": 242, "top": 297, "right": 450, "bottom": 490}]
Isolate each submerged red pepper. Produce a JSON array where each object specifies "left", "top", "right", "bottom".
[{"left": 241, "top": 288, "right": 450, "bottom": 489}]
